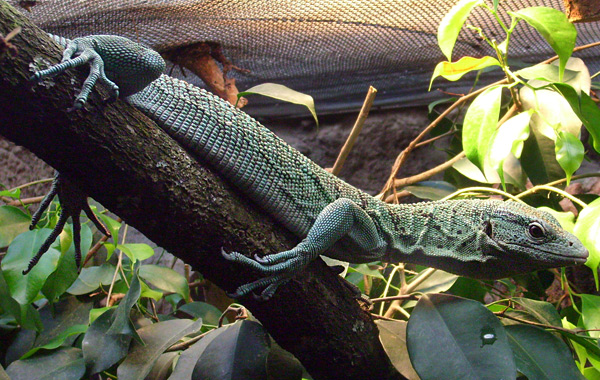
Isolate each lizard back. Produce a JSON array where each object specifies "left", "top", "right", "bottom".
[{"left": 128, "top": 74, "right": 383, "bottom": 237}]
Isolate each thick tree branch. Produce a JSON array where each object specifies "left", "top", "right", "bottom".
[{"left": 0, "top": 2, "right": 403, "bottom": 379}]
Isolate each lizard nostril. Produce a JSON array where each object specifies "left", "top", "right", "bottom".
[{"left": 569, "top": 242, "right": 573, "bottom": 247}]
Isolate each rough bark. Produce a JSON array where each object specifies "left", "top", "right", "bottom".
[{"left": 0, "top": 2, "right": 404, "bottom": 379}]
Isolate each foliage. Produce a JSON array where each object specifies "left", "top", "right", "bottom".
[
  {"left": 1, "top": 1, "right": 600, "bottom": 380},
  {"left": 369, "top": 1, "right": 600, "bottom": 379}
]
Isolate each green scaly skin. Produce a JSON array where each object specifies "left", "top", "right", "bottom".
[{"left": 31, "top": 35, "right": 588, "bottom": 299}]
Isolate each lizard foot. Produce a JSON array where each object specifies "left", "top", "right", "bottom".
[
  {"left": 31, "top": 37, "right": 120, "bottom": 108},
  {"left": 24, "top": 172, "right": 110, "bottom": 274},
  {"left": 221, "top": 246, "right": 317, "bottom": 299}
]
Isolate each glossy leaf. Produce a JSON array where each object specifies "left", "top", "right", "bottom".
[
  {"left": 176, "top": 302, "right": 224, "bottom": 326},
  {"left": 437, "top": 0, "right": 483, "bottom": 60},
  {"left": 82, "top": 308, "right": 132, "bottom": 374},
  {"left": 189, "top": 320, "right": 270, "bottom": 380},
  {"left": 5, "top": 347, "right": 85, "bottom": 380},
  {"left": 376, "top": 320, "right": 420, "bottom": 379},
  {"left": 463, "top": 85, "right": 503, "bottom": 171},
  {"left": 42, "top": 224, "right": 92, "bottom": 303},
  {"left": 117, "top": 318, "right": 203, "bottom": 380},
  {"left": 516, "top": 64, "right": 580, "bottom": 83},
  {"left": 538, "top": 207, "right": 575, "bottom": 233},
  {"left": 239, "top": 83, "right": 318, "bottom": 125},
  {"left": 0, "top": 364, "right": 9, "bottom": 380},
  {"left": 106, "top": 264, "right": 142, "bottom": 337},
  {"left": 551, "top": 82, "right": 600, "bottom": 153},
  {"left": 510, "top": 298, "right": 562, "bottom": 327},
  {"left": 2, "top": 229, "right": 60, "bottom": 305},
  {"left": 0, "top": 206, "right": 30, "bottom": 248},
  {"left": 265, "top": 339, "right": 304, "bottom": 380},
  {"left": 167, "top": 326, "right": 223, "bottom": 380},
  {"left": 403, "top": 181, "right": 457, "bottom": 201},
  {"left": 581, "top": 294, "right": 600, "bottom": 339},
  {"left": 574, "top": 198, "right": 600, "bottom": 287},
  {"left": 139, "top": 264, "right": 189, "bottom": 301},
  {"left": 117, "top": 243, "right": 155, "bottom": 263},
  {"left": 66, "top": 263, "right": 117, "bottom": 295},
  {"left": 488, "top": 111, "right": 531, "bottom": 188},
  {"left": 21, "top": 324, "right": 87, "bottom": 359},
  {"left": 407, "top": 294, "right": 516, "bottom": 379},
  {"left": 31, "top": 297, "right": 92, "bottom": 352},
  {"left": 0, "top": 272, "right": 41, "bottom": 331},
  {"left": 511, "top": 7, "right": 576, "bottom": 80},
  {"left": 506, "top": 324, "right": 584, "bottom": 379},
  {"left": 555, "top": 130, "right": 584, "bottom": 185},
  {"left": 430, "top": 56, "right": 500, "bottom": 89},
  {"left": 146, "top": 352, "right": 178, "bottom": 380}
]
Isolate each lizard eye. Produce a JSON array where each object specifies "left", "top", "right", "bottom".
[{"left": 528, "top": 222, "right": 545, "bottom": 240}]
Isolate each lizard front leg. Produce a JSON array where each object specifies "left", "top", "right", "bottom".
[{"left": 222, "top": 198, "right": 387, "bottom": 299}]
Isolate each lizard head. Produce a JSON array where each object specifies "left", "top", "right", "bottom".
[{"left": 474, "top": 200, "right": 588, "bottom": 278}]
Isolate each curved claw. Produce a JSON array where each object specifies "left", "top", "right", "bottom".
[
  {"left": 31, "top": 37, "right": 121, "bottom": 108},
  {"left": 24, "top": 172, "right": 110, "bottom": 274}
]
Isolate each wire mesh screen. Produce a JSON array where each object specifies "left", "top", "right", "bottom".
[{"left": 10, "top": 0, "right": 600, "bottom": 117}]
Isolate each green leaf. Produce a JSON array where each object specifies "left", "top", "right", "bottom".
[
  {"left": 376, "top": 320, "right": 419, "bottom": 380},
  {"left": 581, "top": 294, "right": 600, "bottom": 339},
  {"left": 551, "top": 82, "right": 600, "bottom": 153},
  {"left": 0, "top": 364, "right": 9, "bottom": 380},
  {"left": 1, "top": 229, "right": 60, "bottom": 305},
  {"left": 463, "top": 85, "right": 504, "bottom": 171},
  {"left": 66, "top": 263, "right": 117, "bottom": 295},
  {"left": 33, "top": 296, "right": 92, "bottom": 349},
  {"left": 506, "top": 324, "right": 585, "bottom": 380},
  {"left": 5, "top": 347, "right": 85, "bottom": 380},
  {"left": 348, "top": 264, "right": 385, "bottom": 280},
  {"left": 0, "top": 206, "right": 31, "bottom": 248},
  {"left": 488, "top": 111, "right": 531, "bottom": 189},
  {"left": 511, "top": 297, "right": 562, "bottom": 327},
  {"left": 537, "top": 207, "right": 575, "bottom": 233},
  {"left": 406, "top": 294, "right": 516, "bottom": 379},
  {"left": 239, "top": 83, "right": 318, "bottom": 125},
  {"left": 117, "top": 243, "right": 155, "bottom": 262},
  {"left": 555, "top": 130, "right": 584, "bottom": 185},
  {"left": 0, "top": 272, "right": 41, "bottom": 331},
  {"left": 176, "top": 302, "right": 224, "bottom": 326},
  {"left": 0, "top": 188, "right": 20, "bottom": 199},
  {"left": 430, "top": 56, "right": 500, "bottom": 89},
  {"left": 82, "top": 308, "right": 132, "bottom": 374},
  {"left": 168, "top": 324, "right": 224, "bottom": 380},
  {"left": 97, "top": 213, "right": 121, "bottom": 243},
  {"left": 139, "top": 264, "right": 189, "bottom": 301},
  {"left": 21, "top": 324, "right": 87, "bottom": 359},
  {"left": 437, "top": 0, "right": 483, "bottom": 61},
  {"left": 516, "top": 64, "right": 580, "bottom": 83},
  {"left": 43, "top": 224, "right": 93, "bottom": 303},
  {"left": 511, "top": 7, "right": 576, "bottom": 81},
  {"left": 107, "top": 264, "right": 142, "bottom": 337},
  {"left": 170, "top": 320, "right": 269, "bottom": 380},
  {"left": 574, "top": 198, "right": 600, "bottom": 287},
  {"left": 403, "top": 181, "right": 457, "bottom": 201},
  {"left": 117, "top": 318, "right": 203, "bottom": 380}
]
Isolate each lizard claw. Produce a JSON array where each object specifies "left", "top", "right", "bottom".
[{"left": 24, "top": 172, "right": 110, "bottom": 274}]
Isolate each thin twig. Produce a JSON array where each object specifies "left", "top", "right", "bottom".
[
  {"left": 330, "top": 86, "right": 377, "bottom": 176},
  {"left": 4, "top": 195, "right": 44, "bottom": 206},
  {"left": 388, "top": 151, "right": 466, "bottom": 194}
]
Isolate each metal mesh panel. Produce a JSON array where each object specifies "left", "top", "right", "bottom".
[{"left": 11, "top": 0, "right": 600, "bottom": 117}]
